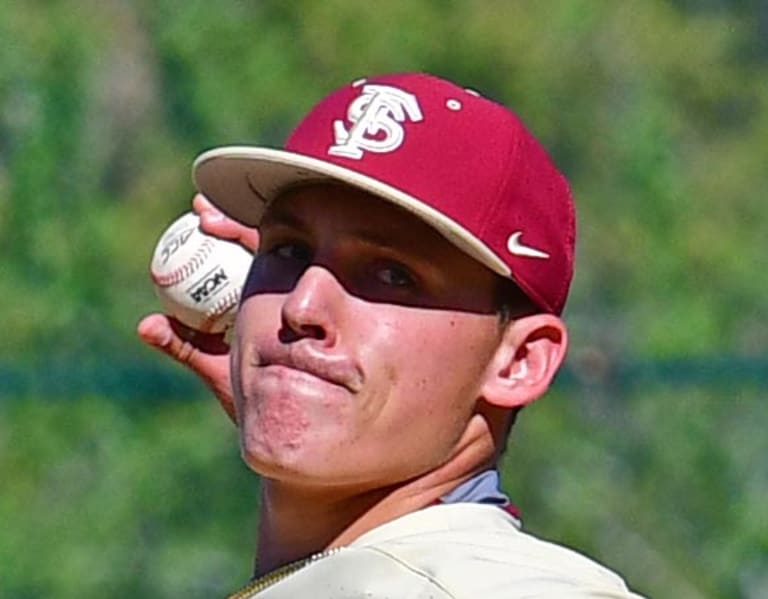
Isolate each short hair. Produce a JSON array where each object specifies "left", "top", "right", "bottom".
[{"left": 495, "top": 277, "right": 538, "bottom": 325}]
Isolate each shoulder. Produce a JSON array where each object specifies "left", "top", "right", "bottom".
[
  {"left": 347, "top": 503, "right": 647, "bottom": 598},
  {"left": 245, "top": 504, "right": 647, "bottom": 598}
]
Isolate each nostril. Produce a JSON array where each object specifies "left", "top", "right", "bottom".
[
  {"left": 278, "top": 323, "right": 326, "bottom": 343},
  {"left": 303, "top": 324, "right": 326, "bottom": 339},
  {"left": 278, "top": 327, "right": 299, "bottom": 343}
]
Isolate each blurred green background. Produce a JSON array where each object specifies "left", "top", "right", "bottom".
[{"left": 1, "top": 1, "right": 766, "bottom": 597}]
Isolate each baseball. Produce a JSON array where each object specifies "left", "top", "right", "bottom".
[{"left": 150, "top": 211, "right": 253, "bottom": 333}]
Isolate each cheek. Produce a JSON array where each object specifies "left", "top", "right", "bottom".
[
  {"left": 361, "top": 311, "right": 499, "bottom": 431},
  {"left": 388, "top": 311, "right": 495, "bottom": 377},
  {"left": 344, "top": 311, "right": 499, "bottom": 481}
]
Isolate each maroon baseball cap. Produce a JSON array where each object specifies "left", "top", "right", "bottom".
[{"left": 193, "top": 73, "right": 575, "bottom": 314}]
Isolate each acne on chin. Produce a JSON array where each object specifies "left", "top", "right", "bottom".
[
  {"left": 240, "top": 425, "right": 310, "bottom": 476},
  {"left": 239, "top": 393, "right": 311, "bottom": 457},
  {"left": 237, "top": 391, "right": 351, "bottom": 472}
]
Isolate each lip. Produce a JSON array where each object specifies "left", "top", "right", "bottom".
[{"left": 258, "top": 350, "right": 362, "bottom": 393}]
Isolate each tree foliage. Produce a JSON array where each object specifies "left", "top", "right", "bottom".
[{"left": 1, "top": 1, "right": 766, "bottom": 597}]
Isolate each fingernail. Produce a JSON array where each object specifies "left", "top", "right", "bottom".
[
  {"left": 157, "top": 327, "right": 173, "bottom": 346},
  {"left": 204, "top": 210, "right": 224, "bottom": 222}
]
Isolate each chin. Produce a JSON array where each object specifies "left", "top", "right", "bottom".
[
  {"left": 240, "top": 428, "right": 305, "bottom": 474},
  {"left": 239, "top": 426, "right": 331, "bottom": 479},
  {"left": 239, "top": 439, "right": 352, "bottom": 488},
  {"left": 242, "top": 442, "right": 424, "bottom": 495}
]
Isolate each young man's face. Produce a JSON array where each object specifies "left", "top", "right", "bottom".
[{"left": 232, "top": 183, "right": 506, "bottom": 491}]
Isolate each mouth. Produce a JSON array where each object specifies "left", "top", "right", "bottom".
[{"left": 259, "top": 353, "right": 362, "bottom": 393}]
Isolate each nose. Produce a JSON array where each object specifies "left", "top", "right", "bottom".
[{"left": 280, "top": 265, "right": 344, "bottom": 345}]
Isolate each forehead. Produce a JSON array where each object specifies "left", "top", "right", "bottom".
[{"left": 263, "top": 183, "right": 460, "bottom": 252}]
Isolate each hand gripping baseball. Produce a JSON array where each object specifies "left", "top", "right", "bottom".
[{"left": 137, "top": 194, "right": 259, "bottom": 423}]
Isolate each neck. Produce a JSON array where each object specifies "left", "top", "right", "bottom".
[{"left": 253, "top": 413, "right": 496, "bottom": 575}]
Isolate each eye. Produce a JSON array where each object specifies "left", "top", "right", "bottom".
[
  {"left": 267, "top": 241, "right": 311, "bottom": 263},
  {"left": 375, "top": 262, "right": 416, "bottom": 289}
]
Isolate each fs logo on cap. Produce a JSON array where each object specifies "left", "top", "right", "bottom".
[{"left": 329, "top": 84, "right": 423, "bottom": 160}]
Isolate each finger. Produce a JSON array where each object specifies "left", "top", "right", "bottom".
[
  {"left": 137, "top": 314, "right": 229, "bottom": 360},
  {"left": 137, "top": 314, "right": 238, "bottom": 423},
  {"left": 191, "top": 192, "right": 218, "bottom": 213},
  {"left": 168, "top": 317, "right": 231, "bottom": 356},
  {"left": 193, "top": 193, "right": 260, "bottom": 251},
  {"left": 137, "top": 313, "right": 177, "bottom": 353},
  {"left": 137, "top": 313, "right": 202, "bottom": 367}
]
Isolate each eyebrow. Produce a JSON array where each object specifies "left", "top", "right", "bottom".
[
  {"left": 261, "top": 208, "right": 428, "bottom": 256},
  {"left": 260, "top": 209, "right": 306, "bottom": 232}
]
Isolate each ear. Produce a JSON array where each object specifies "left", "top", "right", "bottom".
[{"left": 480, "top": 314, "right": 568, "bottom": 409}]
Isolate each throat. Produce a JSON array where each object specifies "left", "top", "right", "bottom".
[
  {"left": 253, "top": 469, "right": 517, "bottom": 575},
  {"left": 254, "top": 480, "right": 391, "bottom": 575}
]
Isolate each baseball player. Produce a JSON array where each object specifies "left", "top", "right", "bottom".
[{"left": 139, "top": 73, "right": 647, "bottom": 598}]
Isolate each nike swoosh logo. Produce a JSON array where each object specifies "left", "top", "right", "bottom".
[{"left": 506, "top": 232, "right": 550, "bottom": 259}]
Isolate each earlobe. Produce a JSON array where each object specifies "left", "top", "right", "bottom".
[{"left": 481, "top": 314, "right": 568, "bottom": 409}]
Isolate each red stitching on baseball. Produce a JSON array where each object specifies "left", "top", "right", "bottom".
[
  {"left": 199, "top": 288, "right": 240, "bottom": 332},
  {"left": 151, "top": 238, "right": 215, "bottom": 287},
  {"left": 205, "top": 288, "right": 241, "bottom": 321}
]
